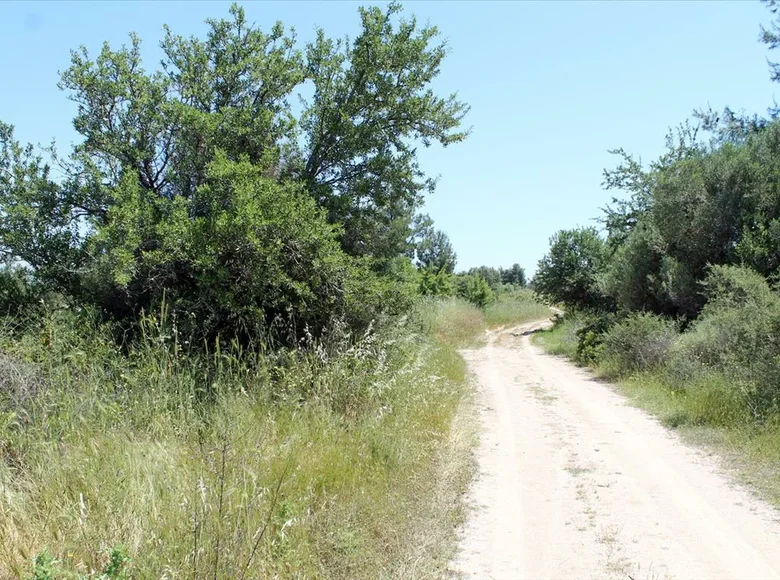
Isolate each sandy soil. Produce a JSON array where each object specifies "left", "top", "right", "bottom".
[{"left": 449, "top": 320, "right": 780, "bottom": 580}]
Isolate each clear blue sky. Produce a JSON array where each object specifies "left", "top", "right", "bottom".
[{"left": 1, "top": 1, "right": 777, "bottom": 276}]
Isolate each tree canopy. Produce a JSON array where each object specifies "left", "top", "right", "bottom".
[
  {"left": 533, "top": 227, "right": 608, "bottom": 309},
  {"left": 0, "top": 2, "right": 469, "bottom": 344}
]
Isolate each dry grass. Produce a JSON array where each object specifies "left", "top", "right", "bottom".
[
  {"left": 484, "top": 288, "right": 551, "bottom": 329},
  {"left": 0, "top": 306, "right": 478, "bottom": 579}
]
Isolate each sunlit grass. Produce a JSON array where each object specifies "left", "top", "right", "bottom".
[
  {"left": 0, "top": 307, "right": 475, "bottom": 579},
  {"left": 484, "top": 288, "right": 551, "bottom": 329},
  {"left": 530, "top": 315, "right": 580, "bottom": 359}
]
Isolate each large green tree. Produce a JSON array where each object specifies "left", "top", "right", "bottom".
[
  {"left": 298, "top": 2, "right": 469, "bottom": 260},
  {"left": 0, "top": 3, "right": 468, "bottom": 342},
  {"left": 533, "top": 227, "right": 608, "bottom": 309}
]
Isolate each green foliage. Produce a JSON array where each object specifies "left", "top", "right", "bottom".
[
  {"left": 82, "top": 154, "right": 362, "bottom": 344},
  {"left": 601, "top": 312, "right": 677, "bottom": 377},
  {"left": 412, "top": 218, "right": 457, "bottom": 275},
  {"left": 598, "top": 119, "right": 780, "bottom": 319},
  {"left": 0, "top": 124, "right": 84, "bottom": 293},
  {"left": 300, "top": 2, "right": 469, "bottom": 259},
  {"left": 466, "top": 266, "right": 501, "bottom": 290},
  {"left": 669, "top": 265, "right": 780, "bottom": 418},
  {"left": 0, "top": 265, "right": 43, "bottom": 319},
  {"left": 652, "top": 142, "right": 752, "bottom": 280},
  {"left": 26, "top": 546, "right": 130, "bottom": 580},
  {"left": 418, "top": 267, "right": 453, "bottom": 297},
  {"left": 533, "top": 227, "right": 608, "bottom": 310},
  {"left": 598, "top": 222, "right": 669, "bottom": 313},
  {"left": 455, "top": 274, "right": 494, "bottom": 308},
  {"left": 539, "top": 266, "right": 780, "bottom": 423},
  {"left": 28, "top": 551, "right": 58, "bottom": 580},
  {"left": 500, "top": 263, "right": 526, "bottom": 287},
  {"left": 98, "top": 547, "right": 131, "bottom": 580},
  {"left": 0, "top": 2, "right": 468, "bottom": 345},
  {"left": 572, "top": 313, "right": 615, "bottom": 366}
]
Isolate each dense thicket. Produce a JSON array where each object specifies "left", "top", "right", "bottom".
[{"left": 0, "top": 2, "right": 469, "bottom": 345}]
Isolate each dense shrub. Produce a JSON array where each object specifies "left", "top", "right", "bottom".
[
  {"left": 572, "top": 312, "right": 617, "bottom": 365},
  {"left": 669, "top": 265, "right": 780, "bottom": 418},
  {"left": 601, "top": 312, "right": 677, "bottom": 376},
  {"left": 0, "top": 266, "right": 43, "bottom": 320},
  {"left": 455, "top": 274, "right": 494, "bottom": 308},
  {"left": 81, "top": 156, "right": 368, "bottom": 346}
]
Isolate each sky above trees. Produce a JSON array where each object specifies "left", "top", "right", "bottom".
[{"left": 1, "top": 1, "right": 776, "bottom": 275}]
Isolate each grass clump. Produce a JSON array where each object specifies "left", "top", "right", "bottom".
[
  {"left": 484, "top": 288, "right": 551, "bottom": 328},
  {"left": 0, "top": 302, "right": 476, "bottom": 579}
]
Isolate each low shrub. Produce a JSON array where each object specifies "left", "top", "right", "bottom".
[
  {"left": 670, "top": 265, "right": 780, "bottom": 419},
  {"left": 601, "top": 312, "right": 678, "bottom": 377},
  {"left": 573, "top": 312, "right": 617, "bottom": 365}
]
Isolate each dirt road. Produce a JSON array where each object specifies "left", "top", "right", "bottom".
[{"left": 450, "top": 320, "right": 780, "bottom": 580}]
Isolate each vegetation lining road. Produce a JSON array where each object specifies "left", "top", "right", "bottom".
[
  {"left": 0, "top": 2, "right": 545, "bottom": 577},
  {"left": 0, "top": 292, "right": 545, "bottom": 578},
  {"left": 527, "top": 1, "right": 780, "bottom": 512}
]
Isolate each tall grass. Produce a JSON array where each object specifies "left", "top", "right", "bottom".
[
  {"left": 416, "top": 298, "right": 486, "bottom": 348},
  {"left": 418, "top": 291, "right": 551, "bottom": 349},
  {"left": 0, "top": 303, "right": 476, "bottom": 579},
  {"left": 483, "top": 288, "right": 551, "bottom": 329}
]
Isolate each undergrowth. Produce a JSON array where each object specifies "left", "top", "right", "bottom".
[{"left": 0, "top": 295, "right": 502, "bottom": 579}]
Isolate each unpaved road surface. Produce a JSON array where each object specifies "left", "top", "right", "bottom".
[{"left": 450, "top": 320, "right": 780, "bottom": 580}]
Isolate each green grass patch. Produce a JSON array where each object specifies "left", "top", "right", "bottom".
[
  {"left": 530, "top": 315, "right": 580, "bottom": 359},
  {"left": 484, "top": 288, "right": 551, "bottom": 329},
  {"left": 0, "top": 307, "right": 477, "bottom": 579}
]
